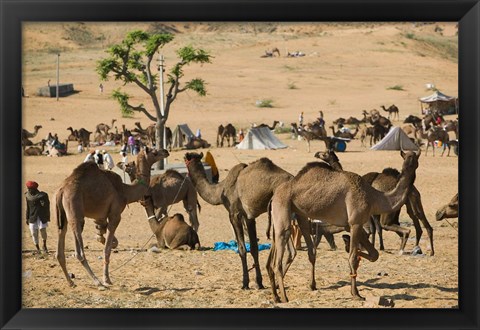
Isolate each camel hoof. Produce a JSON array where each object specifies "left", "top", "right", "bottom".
[
  {"left": 256, "top": 284, "right": 265, "bottom": 290},
  {"left": 97, "top": 285, "right": 108, "bottom": 291},
  {"left": 68, "top": 281, "right": 76, "bottom": 288},
  {"left": 112, "top": 238, "right": 119, "bottom": 249},
  {"left": 310, "top": 284, "right": 317, "bottom": 291},
  {"left": 96, "top": 235, "right": 106, "bottom": 245},
  {"left": 353, "top": 295, "right": 365, "bottom": 301},
  {"left": 241, "top": 285, "right": 250, "bottom": 290},
  {"left": 398, "top": 250, "right": 405, "bottom": 256}
]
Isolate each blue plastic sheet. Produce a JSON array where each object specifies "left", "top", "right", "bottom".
[{"left": 213, "top": 240, "right": 271, "bottom": 253}]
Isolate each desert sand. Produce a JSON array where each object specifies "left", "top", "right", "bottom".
[{"left": 21, "top": 22, "right": 458, "bottom": 308}]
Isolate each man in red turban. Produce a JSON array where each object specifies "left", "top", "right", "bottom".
[{"left": 25, "top": 181, "right": 50, "bottom": 254}]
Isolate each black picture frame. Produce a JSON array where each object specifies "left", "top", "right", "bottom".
[{"left": 1, "top": 0, "right": 478, "bottom": 329}]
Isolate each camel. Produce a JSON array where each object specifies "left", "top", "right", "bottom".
[
  {"left": 261, "top": 47, "right": 280, "bottom": 57},
  {"left": 216, "top": 124, "right": 237, "bottom": 147},
  {"left": 291, "top": 123, "right": 329, "bottom": 153},
  {"left": 96, "top": 119, "right": 116, "bottom": 135},
  {"left": 22, "top": 125, "right": 42, "bottom": 139},
  {"left": 317, "top": 149, "right": 434, "bottom": 256},
  {"left": 329, "top": 125, "right": 359, "bottom": 139},
  {"left": 381, "top": 104, "right": 400, "bottom": 121},
  {"left": 185, "top": 138, "right": 211, "bottom": 149},
  {"left": 66, "top": 127, "right": 79, "bottom": 142},
  {"left": 184, "top": 152, "right": 293, "bottom": 289},
  {"left": 345, "top": 117, "right": 362, "bottom": 125},
  {"left": 55, "top": 147, "right": 169, "bottom": 288},
  {"left": 22, "top": 125, "right": 42, "bottom": 148},
  {"left": 267, "top": 150, "right": 420, "bottom": 302},
  {"left": 435, "top": 193, "right": 458, "bottom": 221},
  {"left": 404, "top": 115, "right": 422, "bottom": 128},
  {"left": 372, "top": 122, "right": 390, "bottom": 144},
  {"left": 416, "top": 126, "right": 450, "bottom": 156},
  {"left": 258, "top": 120, "right": 280, "bottom": 130},
  {"left": 118, "top": 162, "right": 201, "bottom": 232},
  {"left": 23, "top": 140, "right": 46, "bottom": 156},
  {"left": 359, "top": 125, "right": 375, "bottom": 147},
  {"left": 422, "top": 112, "right": 445, "bottom": 130},
  {"left": 140, "top": 195, "right": 200, "bottom": 250},
  {"left": 369, "top": 114, "right": 392, "bottom": 129},
  {"left": 443, "top": 120, "right": 458, "bottom": 140},
  {"left": 67, "top": 127, "right": 92, "bottom": 147},
  {"left": 333, "top": 117, "right": 346, "bottom": 126},
  {"left": 362, "top": 167, "right": 434, "bottom": 256}
]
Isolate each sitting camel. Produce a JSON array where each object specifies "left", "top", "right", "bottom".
[
  {"left": 185, "top": 152, "right": 293, "bottom": 289},
  {"left": 23, "top": 140, "right": 46, "bottom": 156},
  {"left": 55, "top": 147, "right": 169, "bottom": 288},
  {"left": 117, "top": 162, "right": 201, "bottom": 232},
  {"left": 22, "top": 125, "right": 42, "bottom": 148},
  {"left": 141, "top": 195, "right": 200, "bottom": 250},
  {"left": 267, "top": 150, "right": 420, "bottom": 302},
  {"left": 185, "top": 137, "right": 211, "bottom": 149},
  {"left": 436, "top": 193, "right": 458, "bottom": 221}
]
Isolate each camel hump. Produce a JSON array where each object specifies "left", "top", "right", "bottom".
[
  {"left": 163, "top": 169, "right": 184, "bottom": 179},
  {"left": 296, "top": 161, "right": 334, "bottom": 179},
  {"left": 381, "top": 167, "right": 400, "bottom": 178}
]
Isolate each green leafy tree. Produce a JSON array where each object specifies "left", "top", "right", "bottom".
[{"left": 97, "top": 30, "right": 211, "bottom": 168}]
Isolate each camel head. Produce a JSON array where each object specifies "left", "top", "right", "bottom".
[
  {"left": 435, "top": 194, "right": 458, "bottom": 221},
  {"left": 400, "top": 150, "right": 421, "bottom": 174},
  {"left": 184, "top": 152, "right": 203, "bottom": 164},
  {"left": 314, "top": 149, "right": 338, "bottom": 164},
  {"left": 141, "top": 147, "right": 169, "bottom": 166},
  {"left": 34, "top": 125, "right": 43, "bottom": 130}
]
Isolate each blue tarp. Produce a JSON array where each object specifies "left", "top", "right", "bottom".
[{"left": 213, "top": 240, "right": 271, "bottom": 253}]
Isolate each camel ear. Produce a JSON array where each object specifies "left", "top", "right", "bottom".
[
  {"left": 144, "top": 146, "right": 149, "bottom": 153},
  {"left": 400, "top": 150, "right": 406, "bottom": 159},
  {"left": 415, "top": 149, "right": 421, "bottom": 158},
  {"left": 199, "top": 152, "right": 204, "bottom": 159}
]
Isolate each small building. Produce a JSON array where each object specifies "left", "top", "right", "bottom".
[
  {"left": 37, "top": 83, "right": 75, "bottom": 97},
  {"left": 419, "top": 90, "right": 458, "bottom": 115}
]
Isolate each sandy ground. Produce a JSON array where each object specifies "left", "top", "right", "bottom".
[{"left": 21, "top": 22, "right": 458, "bottom": 308}]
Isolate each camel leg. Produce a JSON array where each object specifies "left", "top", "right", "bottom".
[
  {"left": 102, "top": 215, "right": 121, "bottom": 286},
  {"left": 407, "top": 190, "right": 434, "bottom": 256},
  {"left": 296, "top": 214, "right": 317, "bottom": 290},
  {"left": 382, "top": 222, "right": 410, "bottom": 255},
  {"left": 349, "top": 224, "right": 379, "bottom": 300},
  {"left": 56, "top": 221, "right": 75, "bottom": 287},
  {"left": 270, "top": 198, "right": 293, "bottom": 303},
  {"left": 229, "top": 210, "right": 249, "bottom": 289},
  {"left": 266, "top": 244, "right": 281, "bottom": 302},
  {"left": 245, "top": 218, "right": 264, "bottom": 289},
  {"left": 72, "top": 218, "right": 103, "bottom": 287}
]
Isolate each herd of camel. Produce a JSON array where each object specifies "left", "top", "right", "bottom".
[{"left": 51, "top": 132, "right": 458, "bottom": 302}]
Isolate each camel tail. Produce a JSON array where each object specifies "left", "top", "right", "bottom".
[
  {"left": 55, "top": 190, "right": 67, "bottom": 230},
  {"left": 266, "top": 199, "right": 273, "bottom": 240},
  {"left": 197, "top": 201, "right": 201, "bottom": 214}
]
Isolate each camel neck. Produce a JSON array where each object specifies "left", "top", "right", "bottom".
[
  {"left": 186, "top": 161, "right": 224, "bottom": 205},
  {"left": 372, "top": 168, "right": 415, "bottom": 215}
]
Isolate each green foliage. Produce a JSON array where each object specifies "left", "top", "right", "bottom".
[
  {"left": 186, "top": 78, "right": 207, "bottom": 96},
  {"left": 404, "top": 32, "right": 416, "bottom": 39},
  {"left": 274, "top": 126, "right": 292, "bottom": 134},
  {"left": 177, "top": 46, "right": 212, "bottom": 64},
  {"left": 387, "top": 85, "right": 405, "bottom": 91},
  {"left": 256, "top": 99, "right": 274, "bottom": 108},
  {"left": 111, "top": 89, "right": 134, "bottom": 117}
]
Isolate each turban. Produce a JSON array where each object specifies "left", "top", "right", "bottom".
[{"left": 26, "top": 181, "right": 39, "bottom": 189}]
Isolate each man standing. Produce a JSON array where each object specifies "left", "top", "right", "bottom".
[
  {"left": 102, "top": 150, "right": 114, "bottom": 170},
  {"left": 25, "top": 181, "right": 50, "bottom": 254}
]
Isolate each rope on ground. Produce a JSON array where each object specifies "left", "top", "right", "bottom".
[{"left": 444, "top": 219, "right": 458, "bottom": 232}]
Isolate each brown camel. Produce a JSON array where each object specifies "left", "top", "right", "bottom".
[
  {"left": 22, "top": 125, "right": 42, "bottom": 148},
  {"left": 66, "top": 127, "right": 80, "bottom": 142},
  {"left": 443, "top": 120, "right": 458, "bottom": 140},
  {"left": 332, "top": 117, "right": 346, "bottom": 126},
  {"left": 435, "top": 193, "right": 458, "bottom": 221},
  {"left": 329, "top": 125, "right": 359, "bottom": 139},
  {"left": 421, "top": 112, "right": 444, "bottom": 131},
  {"left": 359, "top": 125, "right": 375, "bottom": 147},
  {"left": 184, "top": 152, "right": 293, "bottom": 289},
  {"left": 267, "top": 150, "right": 420, "bottom": 302},
  {"left": 261, "top": 47, "right": 281, "bottom": 57},
  {"left": 68, "top": 127, "right": 92, "bottom": 147},
  {"left": 258, "top": 120, "right": 280, "bottom": 130},
  {"left": 117, "top": 162, "right": 201, "bottom": 232},
  {"left": 140, "top": 195, "right": 200, "bottom": 250},
  {"left": 362, "top": 167, "right": 434, "bottom": 256},
  {"left": 345, "top": 116, "right": 362, "bottom": 125},
  {"left": 185, "top": 138, "right": 211, "bottom": 149},
  {"left": 217, "top": 124, "right": 237, "bottom": 147},
  {"left": 417, "top": 126, "right": 450, "bottom": 156},
  {"left": 381, "top": 104, "right": 400, "bottom": 121},
  {"left": 96, "top": 119, "right": 116, "bottom": 135},
  {"left": 316, "top": 149, "right": 434, "bottom": 256},
  {"left": 23, "top": 140, "right": 46, "bottom": 156},
  {"left": 404, "top": 115, "right": 422, "bottom": 127},
  {"left": 55, "top": 147, "right": 169, "bottom": 288},
  {"left": 291, "top": 123, "right": 329, "bottom": 153}
]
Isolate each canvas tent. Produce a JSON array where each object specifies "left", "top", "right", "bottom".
[
  {"left": 171, "top": 124, "right": 195, "bottom": 149},
  {"left": 419, "top": 90, "right": 458, "bottom": 115},
  {"left": 371, "top": 126, "right": 419, "bottom": 151},
  {"left": 236, "top": 127, "right": 287, "bottom": 150}
]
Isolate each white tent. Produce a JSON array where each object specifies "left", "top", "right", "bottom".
[
  {"left": 235, "top": 127, "right": 287, "bottom": 150},
  {"left": 371, "top": 126, "right": 419, "bottom": 151},
  {"left": 171, "top": 124, "right": 195, "bottom": 149}
]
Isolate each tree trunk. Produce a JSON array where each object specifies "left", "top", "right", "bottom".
[{"left": 155, "top": 118, "right": 167, "bottom": 170}]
